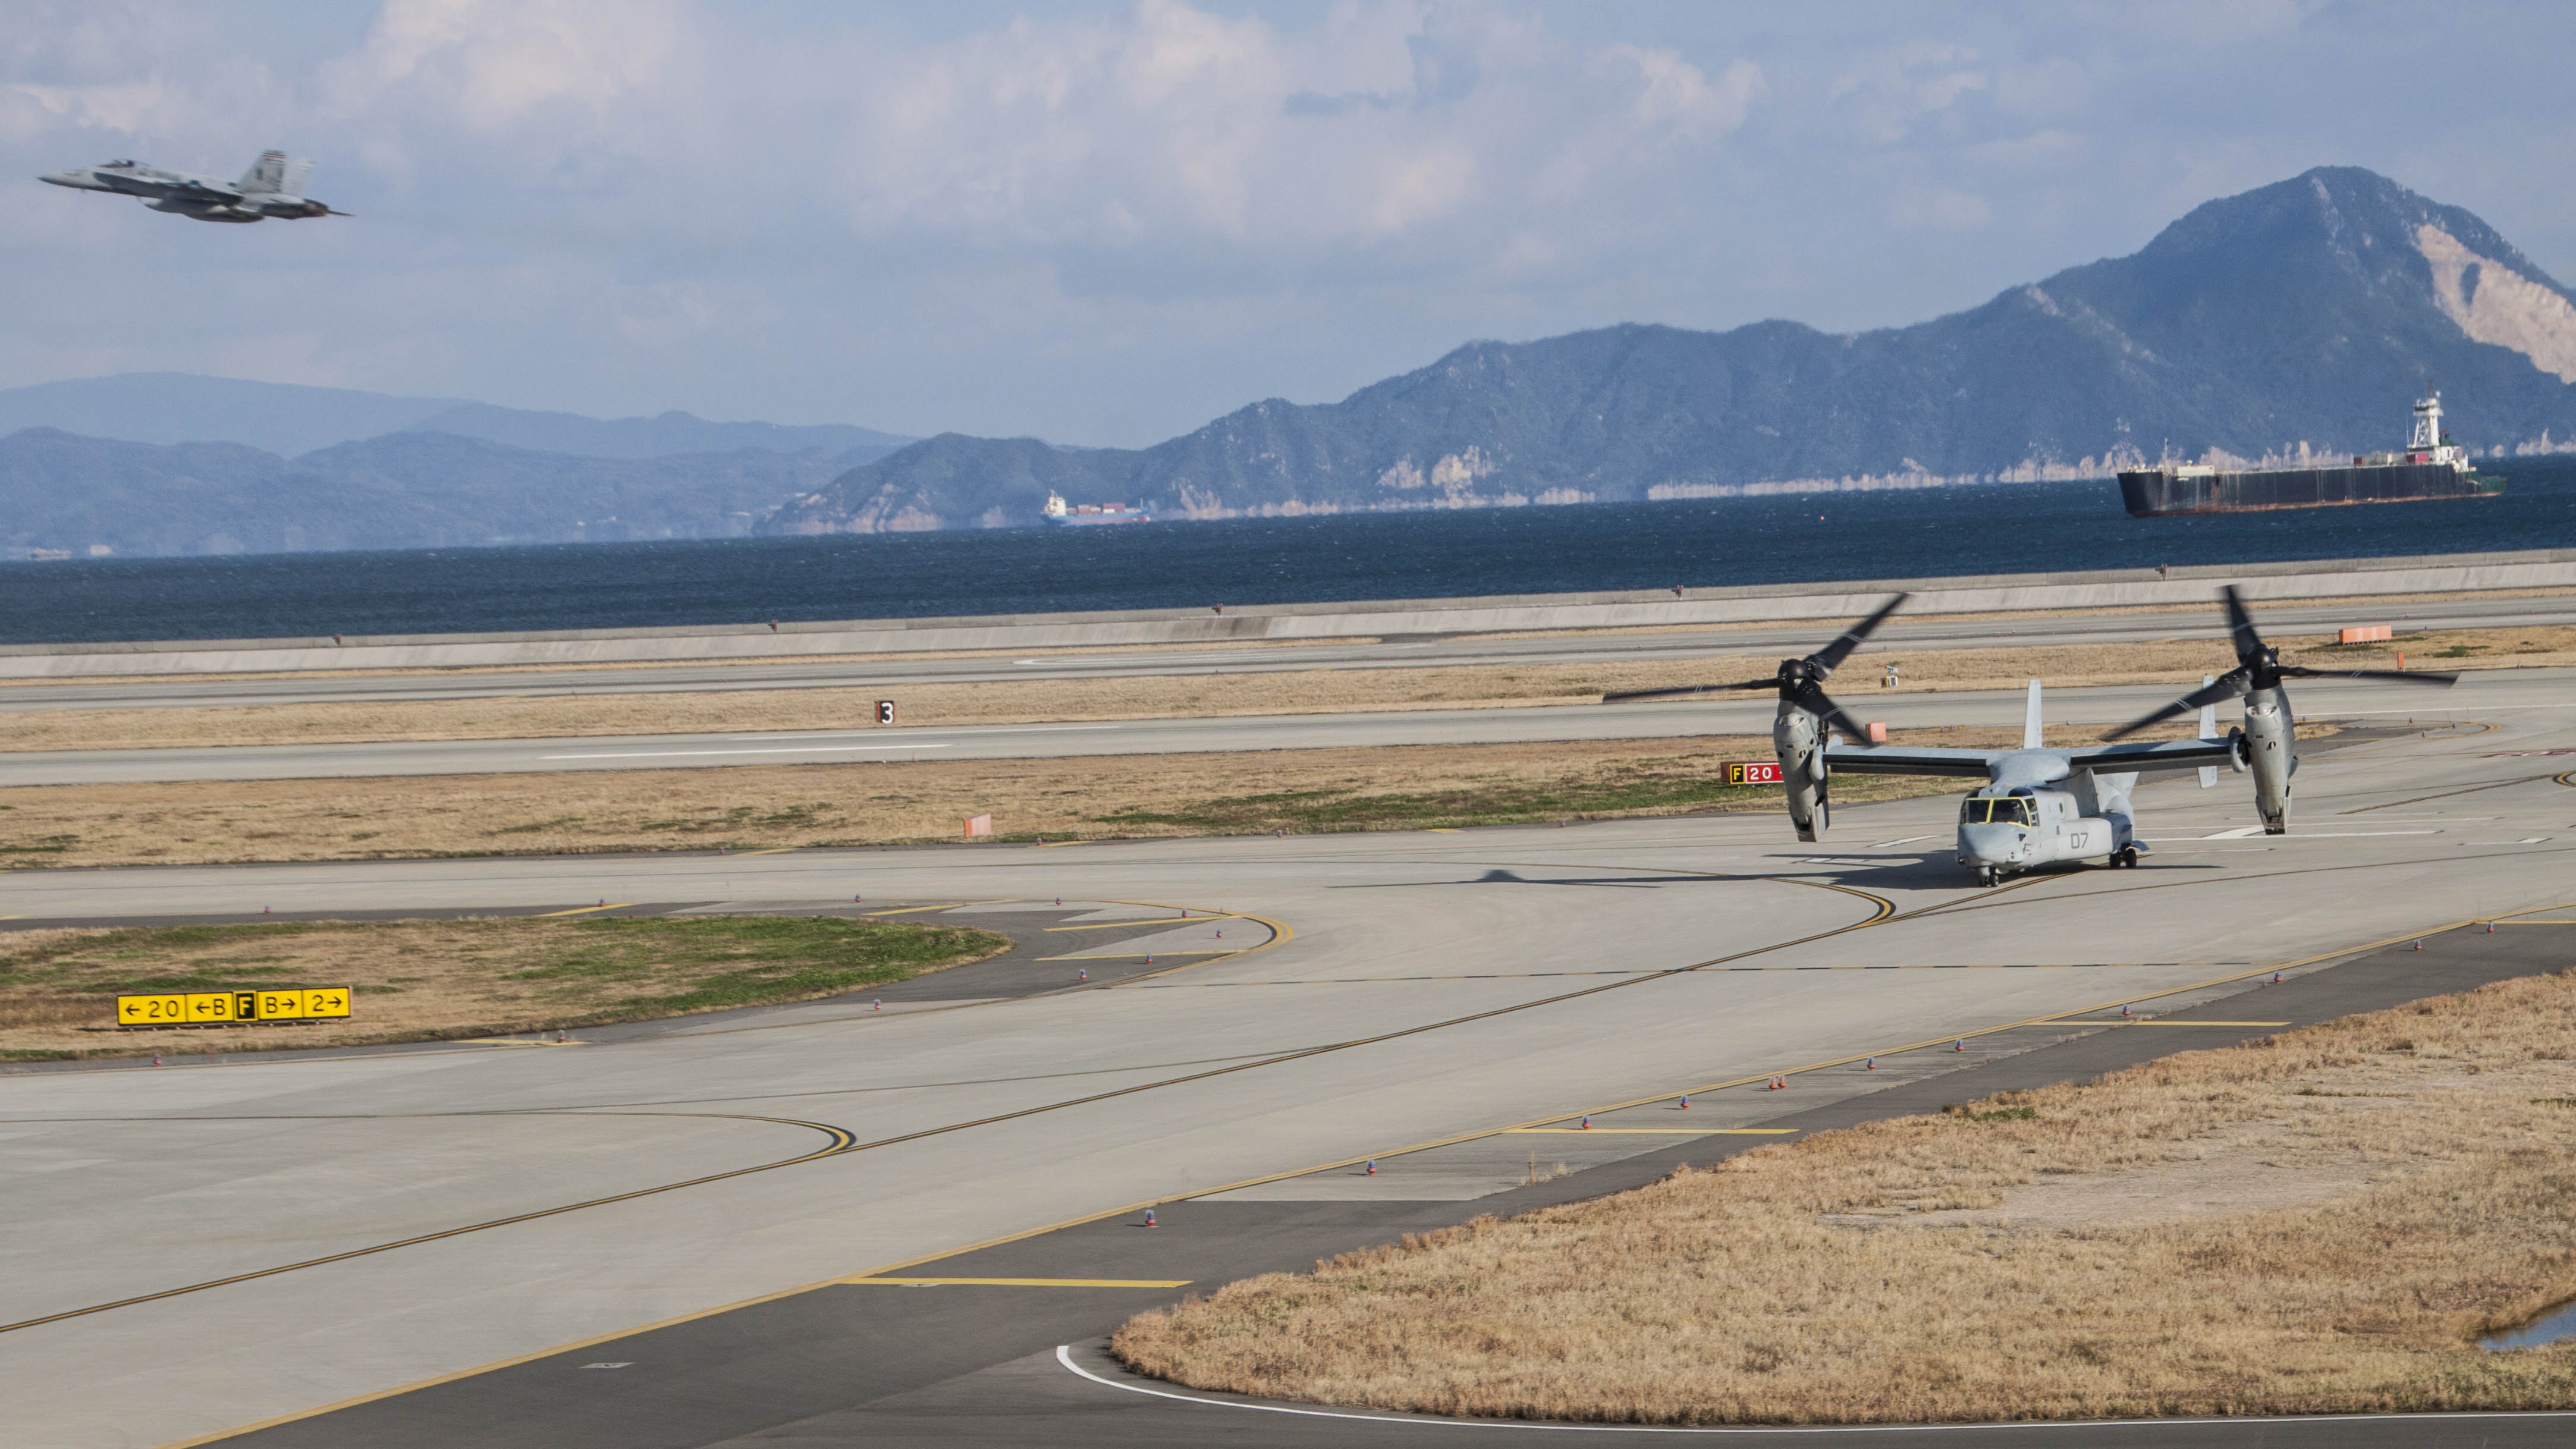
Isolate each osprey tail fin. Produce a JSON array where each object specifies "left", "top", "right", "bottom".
[
  {"left": 2022, "top": 679, "right": 2044, "bottom": 750},
  {"left": 2197, "top": 674, "right": 2220, "bottom": 788}
]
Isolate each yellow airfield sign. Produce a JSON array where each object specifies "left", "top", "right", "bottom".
[{"left": 114, "top": 987, "right": 352, "bottom": 1028}]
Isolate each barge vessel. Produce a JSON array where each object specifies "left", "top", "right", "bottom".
[
  {"left": 2119, "top": 392, "right": 2503, "bottom": 517},
  {"left": 1041, "top": 492, "right": 1152, "bottom": 526}
]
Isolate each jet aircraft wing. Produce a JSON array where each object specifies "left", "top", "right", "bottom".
[
  {"left": 1818, "top": 743, "right": 2000, "bottom": 778},
  {"left": 2064, "top": 737, "right": 2235, "bottom": 775}
]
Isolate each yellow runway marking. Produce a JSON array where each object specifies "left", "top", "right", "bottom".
[
  {"left": 839, "top": 1277, "right": 1190, "bottom": 1288},
  {"left": 536, "top": 902, "right": 639, "bottom": 917},
  {"left": 1044, "top": 916, "right": 1242, "bottom": 932},
  {"left": 724, "top": 846, "right": 801, "bottom": 857},
  {"left": 1031, "top": 839, "right": 1093, "bottom": 848},
  {"left": 1507, "top": 1127, "right": 1798, "bottom": 1135},
  {"left": 861, "top": 903, "right": 968, "bottom": 916}
]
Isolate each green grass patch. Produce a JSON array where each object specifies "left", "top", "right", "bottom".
[
  {"left": 0, "top": 914, "right": 1010, "bottom": 1060},
  {"left": 512, "top": 915, "right": 1000, "bottom": 1016}
]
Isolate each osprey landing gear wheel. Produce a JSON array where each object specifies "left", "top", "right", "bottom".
[
  {"left": 2115, "top": 845, "right": 2140, "bottom": 869},
  {"left": 1974, "top": 867, "right": 1997, "bottom": 888}
]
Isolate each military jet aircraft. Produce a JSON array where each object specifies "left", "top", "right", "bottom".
[
  {"left": 1601, "top": 592, "right": 2392, "bottom": 885},
  {"left": 39, "top": 150, "right": 343, "bottom": 222},
  {"left": 2104, "top": 584, "right": 2455, "bottom": 834}
]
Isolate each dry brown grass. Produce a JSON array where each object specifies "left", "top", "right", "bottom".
[
  {"left": 0, "top": 914, "right": 1008, "bottom": 1060},
  {"left": 0, "top": 732, "right": 2038, "bottom": 870},
  {"left": 1113, "top": 970, "right": 2576, "bottom": 1423},
  {"left": 0, "top": 626, "right": 2552, "bottom": 754},
  {"left": 1473, "top": 584, "right": 2576, "bottom": 642}
]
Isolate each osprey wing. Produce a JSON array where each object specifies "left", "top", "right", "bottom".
[
  {"left": 1820, "top": 744, "right": 2000, "bottom": 778},
  {"left": 2066, "top": 737, "right": 2236, "bottom": 777}
]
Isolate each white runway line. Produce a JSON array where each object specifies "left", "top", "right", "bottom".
[{"left": 1050, "top": 1346, "right": 2576, "bottom": 1437}]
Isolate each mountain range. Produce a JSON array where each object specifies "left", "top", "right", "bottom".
[
  {"left": 9, "top": 165, "right": 2576, "bottom": 558},
  {"left": 0, "top": 429, "right": 879, "bottom": 557},
  {"left": 769, "top": 166, "right": 2576, "bottom": 534},
  {"left": 0, "top": 373, "right": 913, "bottom": 460}
]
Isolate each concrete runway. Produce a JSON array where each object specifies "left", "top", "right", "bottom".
[
  {"left": 4, "top": 590, "right": 2571, "bottom": 712},
  {"left": 0, "top": 670, "right": 2559, "bottom": 785},
  {"left": 5, "top": 685, "right": 2574, "bottom": 1445}
]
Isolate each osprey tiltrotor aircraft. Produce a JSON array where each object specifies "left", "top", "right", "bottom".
[
  {"left": 40, "top": 150, "right": 343, "bottom": 223},
  {"left": 1606, "top": 589, "right": 2454, "bottom": 885},
  {"left": 2104, "top": 584, "right": 2455, "bottom": 835}
]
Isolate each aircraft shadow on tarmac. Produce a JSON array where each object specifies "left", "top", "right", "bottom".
[
  {"left": 1340, "top": 867, "right": 1812, "bottom": 891},
  {"left": 1337, "top": 858, "right": 2229, "bottom": 895},
  {"left": 1760, "top": 854, "right": 2226, "bottom": 889}
]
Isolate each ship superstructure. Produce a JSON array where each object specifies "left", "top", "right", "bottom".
[
  {"left": 2119, "top": 392, "right": 2504, "bottom": 517},
  {"left": 1041, "top": 492, "right": 1152, "bottom": 526}
]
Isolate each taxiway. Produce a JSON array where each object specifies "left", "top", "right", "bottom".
[{"left": 4, "top": 687, "right": 2572, "bottom": 1445}]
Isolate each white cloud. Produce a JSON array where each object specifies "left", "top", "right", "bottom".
[
  {"left": 1890, "top": 186, "right": 1991, "bottom": 231},
  {"left": 321, "top": 0, "right": 682, "bottom": 131}
]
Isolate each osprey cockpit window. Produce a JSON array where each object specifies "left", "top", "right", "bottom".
[{"left": 1961, "top": 797, "right": 2035, "bottom": 826}]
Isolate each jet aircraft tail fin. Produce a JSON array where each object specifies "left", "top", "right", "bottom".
[
  {"left": 237, "top": 150, "right": 313, "bottom": 197},
  {"left": 2021, "top": 679, "right": 2043, "bottom": 750}
]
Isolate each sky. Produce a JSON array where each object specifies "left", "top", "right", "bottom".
[{"left": 6, "top": 1, "right": 2575, "bottom": 447}]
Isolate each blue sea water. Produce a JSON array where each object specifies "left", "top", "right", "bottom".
[{"left": 6, "top": 458, "right": 2574, "bottom": 646}]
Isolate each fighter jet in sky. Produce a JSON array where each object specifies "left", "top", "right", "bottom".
[{"left": 39, "top": 150, "right": 344, "bottom": 222}]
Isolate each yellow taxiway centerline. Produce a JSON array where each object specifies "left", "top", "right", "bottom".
[{"left": 535, "top": 903, "right": 640, "bottom": 917}]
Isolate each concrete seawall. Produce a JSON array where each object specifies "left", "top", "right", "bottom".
[{"left": 7, "top": 548, "right": 2572, "bottom": 680}]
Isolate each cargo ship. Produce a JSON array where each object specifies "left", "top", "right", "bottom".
[
  {"left": 1041, "top": 492, "right": 1152, "bottom": 526},
  {"left": 2119, "top": 392, "right": 2504, "bottom": 517}
]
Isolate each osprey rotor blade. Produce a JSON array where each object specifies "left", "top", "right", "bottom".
[
  {"left": 2105, "top": 667, "right": 2251, "bottom": 740},
  {"left": 2277, "top": 665, "right": 2461, "bottom": 686},
  {"left": 2221, "top": 584, "right": 2264, "bottom": 669},
  {"left": 1793, "top": 681, "right": 1869, "bottom": 743},
  {"left": 1808, "top": 593, "right": 1909, "bottom": 674},
  {"left": 1600, "top": 678, "right": 1777, "bottom": 705}
]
